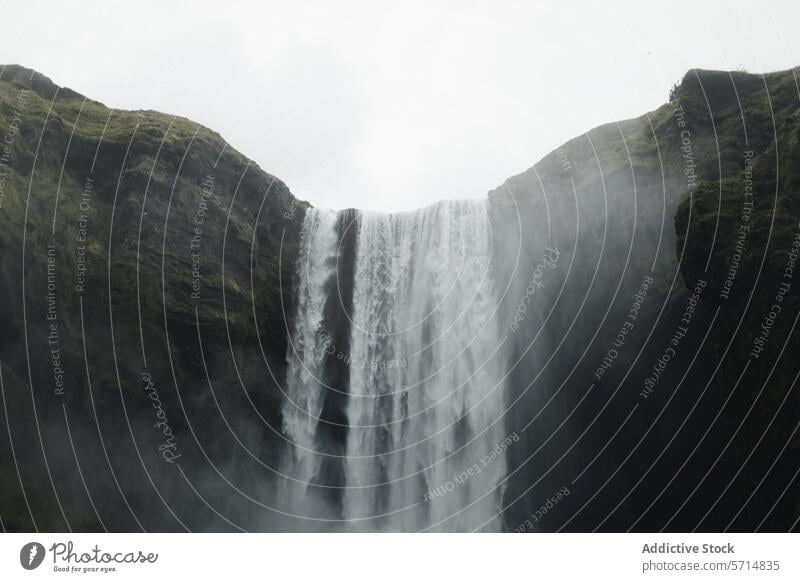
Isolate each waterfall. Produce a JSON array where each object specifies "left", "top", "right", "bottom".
[
  {"left": 281, "top": 201, "right": 507, "bottom": 531},
  {"left": 279, "top": 208, "right": 340, "bottom": 520}
]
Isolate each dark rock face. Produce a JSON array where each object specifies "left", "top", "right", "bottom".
[
  {"left": 490, "top": 67, "right": 800, "bottom": 531},
  {"left": 0, "top": 65, "right": 308, "bottom": 531}
]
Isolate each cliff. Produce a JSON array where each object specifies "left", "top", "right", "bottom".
[
  {"left": 0, "top": 64, "right": 308, "bottom": 530},
  {"left": 489, "top": 66, "right": 800, "bottom": 531}
]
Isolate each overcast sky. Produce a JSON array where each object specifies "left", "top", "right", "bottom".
[{"left": 4, "top": 0, "right": 799, "bottom": 211}]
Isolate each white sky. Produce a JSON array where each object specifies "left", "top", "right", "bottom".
[{"left": 4, "top": 0, "right": 799, "bottom": 211}]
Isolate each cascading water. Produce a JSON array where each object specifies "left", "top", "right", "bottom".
[
  {"left": 278, "top": 208, "right": 340, "bottom": 520},
  {"left": 281, "top": 200, "right": 508, "bottom": 531}
]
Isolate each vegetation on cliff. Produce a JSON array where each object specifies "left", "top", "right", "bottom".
[{"left": 0, "top": 64, "right": 307, "bottom": 530}]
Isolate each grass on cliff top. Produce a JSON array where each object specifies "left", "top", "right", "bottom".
[{"left": 0, "top": 65, "right": 235, "bottom": 160}]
